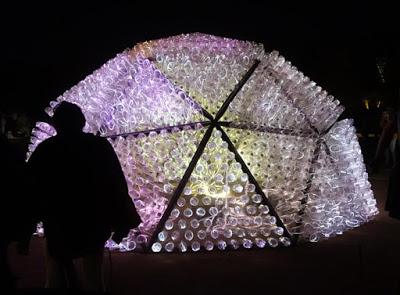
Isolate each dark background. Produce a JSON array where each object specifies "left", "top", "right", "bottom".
[
  {"left": 1, "top": 2, "right": 399, "bottom": 124},
  {"left": 1, "top": 4, "right": 400, "bottom": 293}
]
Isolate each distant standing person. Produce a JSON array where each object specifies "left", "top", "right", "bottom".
[
  {"left": 370, "top": 108, "right": 396, "bottom": 173},
  {"left": 28, "top": 101, "right": 141, "bottom": 292},
  {"left": 385, "top": 97, "right": 400, "bottom": 219}
]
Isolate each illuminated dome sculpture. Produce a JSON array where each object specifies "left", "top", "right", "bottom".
[{"left": 28, "top": 33, "right": 378, "bottom": 253}]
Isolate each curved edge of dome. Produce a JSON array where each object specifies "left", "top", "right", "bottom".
[{"left": 299, "top": 119, "right": 378, "bottom": 243}]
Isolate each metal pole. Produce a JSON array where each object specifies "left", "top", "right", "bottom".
[
  {"left": 217, "top": 125, "right": 293, "bottom": 243},
  {"left": 105, "top": 121, "right": 211, "bottom": 139},
  {"left": 218, "top": 121, "right": 318, "bottom": 139},
  {"left": 146, "top": 125, "right": 214, "bottom": 250},
  {"left": 214, "top": 60, "right": 260, "bottom": 122},
  {"left": 292, "top": 139, "right": 322, "bottom": 245}
]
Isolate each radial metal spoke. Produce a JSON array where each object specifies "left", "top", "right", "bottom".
[
  {"left": 146, "top": 125, "right": 215, "bottom": 250},
  {"left": 292, "top": 139, "right": 322, "bottom": 245},
  {"left": 149, "top": 60, "right": 214, "bottom": 121},
  {"left": 218, "top": 121, "right": 318, "bottom": 139},
  {"left": 105, "top": 121, "right": 211, "bottom": 139},
  {"left": 216, "top": 125, "right": 294, "bottom": 243},
  {"left": 214, "top": 60, "right": 260, "bottom": 122}
]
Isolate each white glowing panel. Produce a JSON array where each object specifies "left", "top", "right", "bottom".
[
  {"left": 301, "top": 120, "right": 378, "bottom": 241},
  {"left": 223, "top": 127, "right": 316, "bottom": 234}
]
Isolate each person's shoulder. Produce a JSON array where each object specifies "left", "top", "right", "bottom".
[
  {"left": 83, "top": 133, "right": 111, "bottom": 147},
  {"left": 36, "top": 136, "right": 58, "bottom": 150},
  {"left": 83, "top": 132, "right": 107, "bottom": 142},
  {"left": 28, "top": 135, "right": 58, "bottom": 162}
]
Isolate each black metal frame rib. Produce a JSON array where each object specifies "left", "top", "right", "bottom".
[
  {"left": 188, "top": 100, "right": 214, "bottom": 122},
  {"left": 218, "top": 121, "right": 318, "bottom": 139},
  {"left": 216, "top": 125, "right": 293, "bottom": 240},
  {"left": 105, "top": 121, "right": 211, "bottom": 139},
  {"left": 292, "top": 139, "right": 322, "bottom": 245},
  {"left": 151, "top": 62, "right": 214, "bottom": 122},
  {"left": 214, "top": 60, "right": 260, "bottom": 121},
  {"left": 146, "top": 125, "right": 214, "bottom": 250}
]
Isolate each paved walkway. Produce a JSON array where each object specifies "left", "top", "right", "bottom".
[{"left": 8, "top": 174, "right": 400, "bottom": 294}]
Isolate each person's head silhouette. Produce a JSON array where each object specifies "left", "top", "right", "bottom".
[{"left": 52, "top": 101, "right": 86, "bottom": 135}]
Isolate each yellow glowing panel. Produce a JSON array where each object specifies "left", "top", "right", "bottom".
[
  {"left": 151, "top": 129, "right": 292, "bottom": 252},
  {"left": 223, "top": 127, "right": 316, "bottom": 233}
]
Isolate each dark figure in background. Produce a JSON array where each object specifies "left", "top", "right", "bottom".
[
  {"left": 370, "top": 108, "right": 397, "bottom": 173},
  {"left": 28, "top": 102, "right": 141, "bottom": 292},
  {"left": 385, "top": 101, "right": 400, "bottom": 219},
  {"left": 0, "top": 133, "right": 35, "bottom": 291}
]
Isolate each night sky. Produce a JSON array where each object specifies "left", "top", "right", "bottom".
[{"left": 2, "top": 2, "right": 399, "bottom": 121}]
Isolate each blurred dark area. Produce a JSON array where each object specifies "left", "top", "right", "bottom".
[{"left": 0, "top": 2, "right": 399, "bottom": 158}]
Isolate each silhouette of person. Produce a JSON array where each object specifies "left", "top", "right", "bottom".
[
  {"left": 28, "top": 101, "right": 141, "bottom": 292},
  {"left": 370, "top": 108, "right": 396, "bottom": 173},
  {"left": 385, "top": 98, "right": 400, "bottom": 219},
  {"left": 0, "top": 132, "right": 34, "bottom": 292}
]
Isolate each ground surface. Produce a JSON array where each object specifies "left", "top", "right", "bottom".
[{"left": 8, "top": 172, "right": 400, "bottom": 295}]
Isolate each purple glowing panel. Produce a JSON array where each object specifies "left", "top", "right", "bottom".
[{"left": 45, "top": 53, "right": 205, "bottom": 136}]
